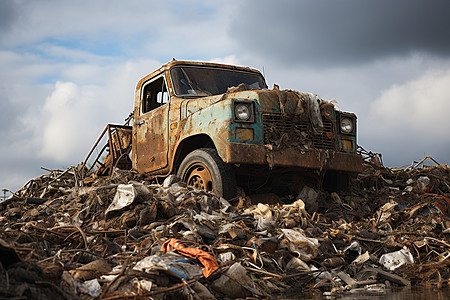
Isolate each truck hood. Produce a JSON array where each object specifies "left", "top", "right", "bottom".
[
  {"left": 222, "top": 84, "right": 326, "bottom": 134},
  {"left": 182, "top": 83, "right": 328, "bottom": 135}
]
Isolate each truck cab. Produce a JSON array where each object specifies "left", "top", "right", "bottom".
[{"left": 131, "top": 60, "right": 363, "bottom": 199}]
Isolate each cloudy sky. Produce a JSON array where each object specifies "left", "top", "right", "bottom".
[{"left": 1, "top": 0, "right": 449, "bottom": 193}]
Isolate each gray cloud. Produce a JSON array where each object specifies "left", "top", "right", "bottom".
[
  {"left": 0, "top": 0, "right": 19, "bottom": 33},
  {"left": 0, "top": 92, "right": 16, "bottom": 134},
  {"left": 230, "top": 0, "right": 450, "bottom": 67}
]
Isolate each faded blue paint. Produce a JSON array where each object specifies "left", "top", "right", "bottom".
[
  {"left": 175, "top": 98, "right": 233, "bottom": 159},
  {"left": 175, "top": 96, "right": 267, "bottom": 158}
]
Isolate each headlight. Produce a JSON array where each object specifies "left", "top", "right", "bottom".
[
  {"left": 233, "top": 101, "right": 255, "bottom": 123},
  {"left": 236, "top": 104, "right": 250, "bottom": 120},
  {"left": 340, "top": 117, "right": 354, "bottom": 134}
]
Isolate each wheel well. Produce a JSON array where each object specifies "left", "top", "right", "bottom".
[{"left": 173, "top": 134, "right": 216, "bottom": 173}]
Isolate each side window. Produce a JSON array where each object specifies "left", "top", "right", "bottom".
[{"left": 142, "top": 76, "right": 169, "bottom": 114}]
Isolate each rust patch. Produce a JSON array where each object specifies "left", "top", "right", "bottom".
[{"left": 225, "top": 143, "right": 363, "bottom": 173}]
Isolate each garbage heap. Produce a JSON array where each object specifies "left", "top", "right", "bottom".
[{"left": 1, "top": 162, "right": 450, "bottom": 299}]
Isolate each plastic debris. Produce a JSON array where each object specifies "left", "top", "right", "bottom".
[
  {"left": 379, "top": 248, "right": 414, "bottom": 270},
  {"left": 105, "top": 183, "right": 137, "bottom": 214},
  {"left": 281, "top": 228, "right": 319, "bottom": 261},
  {"left": 1, "top": 161, "right": 449, "bottom": 298},
  {"left": 211, "top": 262, "right": 265, "bottom": 298},
  {"left": 133, "top": 252, "right": 203, "bottom": 280},
  {"left": 161, "top": 238, "right": 219, "bottom": 278},
  {"left": 79, "top": 278, "right": 102, "bottom": 298}
]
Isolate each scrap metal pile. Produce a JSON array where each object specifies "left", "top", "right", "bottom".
[{"left": 1, "top": 161, "right": 450, "bottom": 299}]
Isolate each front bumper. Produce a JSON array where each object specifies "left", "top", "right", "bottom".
[{"left": 224, "top": 142, "right": 363, "bottom": 173}]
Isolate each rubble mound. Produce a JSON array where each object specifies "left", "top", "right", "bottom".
[{"left": 1, "top": 163, "right": 450, "bottom": 299}]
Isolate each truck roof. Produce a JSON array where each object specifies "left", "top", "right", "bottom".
[{"left": 136, "top": 59, "right": 264, "bottom": 91}]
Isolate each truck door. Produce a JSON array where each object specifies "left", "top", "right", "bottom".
[{"left": 134, "top": 75, "right": 169, "bottom": 172}]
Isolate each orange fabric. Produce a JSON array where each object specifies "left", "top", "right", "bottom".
[
  {"left": 434, "top": 195, "right": 450, "bottom": 214},
  {"left": 424, "top": 193, "right": 450, "bottom": 215},
  {"left": 161, "top": 238, "right": 219, "bottom": 278}
]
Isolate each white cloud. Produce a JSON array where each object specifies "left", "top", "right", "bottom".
[
  {"left": 369, "top": 69, "right": 450, "bottom": 138},
  {"left": 29, "top": 58, "right": 162, "bottom": 163},
  {"left": 39, "top": 81, "right": 83, "bottom": 161},
  {"left": 360, "top": 68, "right": 450, "bottom": 166}
]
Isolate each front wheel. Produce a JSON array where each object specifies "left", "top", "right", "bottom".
[{"left": 177, "top": 148, "right": 237, "bottom": 199}]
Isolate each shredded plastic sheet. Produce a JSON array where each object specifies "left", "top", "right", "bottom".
[
  {"left": 105, "top": 182, "right": 151, "bottom": 215},
  {"left": 379, "top": 248, "right": 414, "bottom": 270},
  {"left": 161, "top": 238, "right": 219, "bottom": 278},
  {"left": 281, "top": 228, "right": 319, "bottom": 261},
  {"left": 79, "top": 279, "right": 101, "bottom": 298},
  {"left": 211, "top": 262, "right": 263, "bottom": 298},
  {"left": 133, "top": 252, "right": 203, "bottom": 280},
  {"left": 105, "top": 184, "right": 137, "bottom": 215},
  {"left": 305, "top": 93, "right": 324, "bottom": 135}
]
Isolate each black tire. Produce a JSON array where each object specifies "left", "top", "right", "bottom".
[{"left": 177, "top": 148, "right": 237, "bottom": 199}]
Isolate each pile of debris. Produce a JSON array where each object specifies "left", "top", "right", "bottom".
[{"left": 1, "top": 161, "right": 450, "bottom": 299}]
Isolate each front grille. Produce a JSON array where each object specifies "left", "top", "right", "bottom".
[{"left": 262, "top": 113, "right": 334, "bottom": 150}]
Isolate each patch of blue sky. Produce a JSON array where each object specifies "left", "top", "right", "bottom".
[
  {"left": 42, "top": 36, "right": 126, "bottom": 57},
  {"left": 38, "top": 75, "right": 60, "bottom": 85},
  {"left": 10, "top": 35, "right": 139, "bottom": 63}
]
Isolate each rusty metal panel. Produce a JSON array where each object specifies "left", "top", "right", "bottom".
[
  {"left": 134, "top": 104, "right": 169, "bottom": 173},
  {"left": 235, "top": 128, "right": 254, "bottom": 141},
  {"left": 225, "top": 143, "right": 364, "bottom": 173}
]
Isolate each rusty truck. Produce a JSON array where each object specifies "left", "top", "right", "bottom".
[{"left": 82, "top": 60, "right": 363, "bottom": 199}]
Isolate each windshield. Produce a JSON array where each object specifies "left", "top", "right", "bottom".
[{"left": 170, "top": 66, "right": 267, "bottom": 97}]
